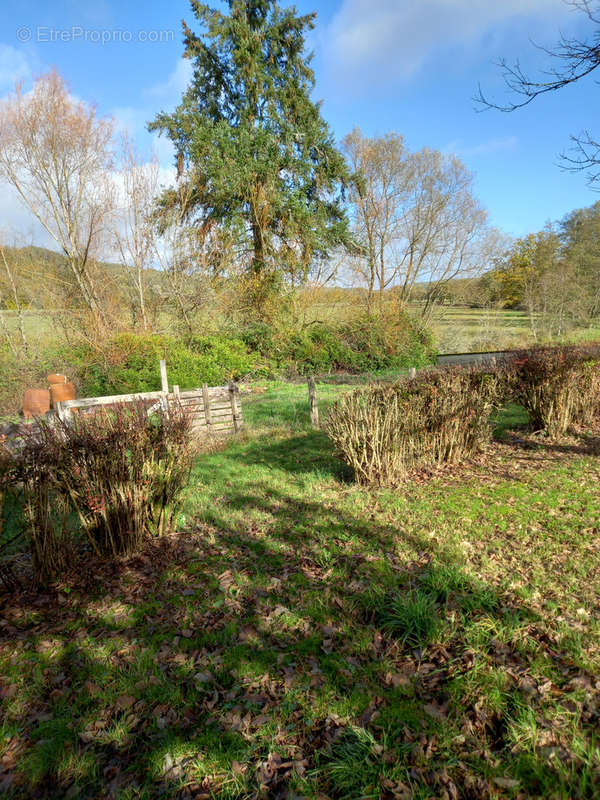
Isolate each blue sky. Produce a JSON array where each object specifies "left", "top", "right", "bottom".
[{"left": 0, "top": 0, "right": 598, "bottom": 240}]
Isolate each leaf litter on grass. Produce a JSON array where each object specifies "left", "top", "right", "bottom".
[{"left": 1, "top": 423, "right": 600, "bottom": 798}]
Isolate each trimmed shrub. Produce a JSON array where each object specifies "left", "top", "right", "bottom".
[
  {"left": 2, "top": 425, "right": 74, "bottom": 584},
  {"left": 507, "top": 345, "right": 600, "bottom": 437},
  {"left": 573, "top": 357, "right": 600, "bottom": 427},
  {"left": 325, "top": 367, "right": 505, "bottom": 486},
  {"left": 3, "top": 403, "right": 195, "bottom": 583}
]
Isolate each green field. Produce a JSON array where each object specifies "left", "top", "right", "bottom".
[
  {"left": 3, "top": 306, "right": 600, "bottom": 359},
  {"left": 2, "top": 383, "right": 600, "bottom": 798},
  {"left": 293, "top": 303, "right": 600, "bottom": 354}
]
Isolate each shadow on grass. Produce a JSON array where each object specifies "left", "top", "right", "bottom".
[
  {"left": 197, "top": 430, "right": 352, "bottom": 483},
  {"left": 2, "top": 469, "right": 598, "bottom": 799}
]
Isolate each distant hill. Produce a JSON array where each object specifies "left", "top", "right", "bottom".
[{"left": 0, "top": 245, "right": 157, "bottom": 311}]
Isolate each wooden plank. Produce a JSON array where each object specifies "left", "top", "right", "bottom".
[
  {"left": 185, "top": 402, "right": 230, "bottom": 413},
  {"left": 178, "top": 387, "right": 227, "bottom": 398},
  {"left": 146, "top": 400, "right": 161, "bottom": 416},
  {"left": 165, "top": 386, "right": 229, "bottom": 399},
  {"left": 59, "top": 391, "right": 164, "bottom": 410}
]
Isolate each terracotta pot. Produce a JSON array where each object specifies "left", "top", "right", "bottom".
[
  {"left": 50, "top": 382, "right": 76, "bottom": 407},
  {"left": 47, "top": 373, "right": 67, "bottom": 386},
  {"left": 23, "top": 389, "right": 51, "bottom": 419}
]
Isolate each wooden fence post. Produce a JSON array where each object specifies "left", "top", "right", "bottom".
[
  {"left": 307, "top": 376, "right": 319, "bottom": 429},
  {"left": 229, "top": 381, "right": 242, "bottom": 433},
  {"left": 55, "top": 400, "right": 72, "bottom": 425},
  {"left": 159, "top": 360, "right": 169, "bottom": 417},
  {"left": 159, "top": 360, "right": 169, "bottom": 393},
  {"left": 202, "top": 383, "right": 213, "bottom": 432},
  {"left": 408, "top": 367, "right": 417, "bottom": 379},
  {"left": 172, "top": 385, "right": 180, "bottom": 412}
]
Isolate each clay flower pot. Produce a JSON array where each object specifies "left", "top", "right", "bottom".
[
  {"left": 23, "top": 389, "right": 51, "bottom": 419},
  {"left": 47, "top": 373, "right": 67, "bottom": 386},
  {"left": 50, "top": 382, "right": 76, "bottom": 407}
]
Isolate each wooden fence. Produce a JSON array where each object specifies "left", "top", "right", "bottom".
[{"left": 54, "top": 361, "right": 242, "bottom": 438}]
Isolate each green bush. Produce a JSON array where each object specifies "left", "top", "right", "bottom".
[
  {"left": 339, "top": 311, "right": 435, "bottom": 372},
  {"left": 325, "top": 367, "right": 505, "bottom": 486},
  {"left": 79, "top": 333, "right": 258, "bottom": 397},
  {"left": 238, "top": 310, "right": 436, "bottom": 377},
  {"left": 284, "top": 324, "right": 361, "bottom": 374},
  {"left": 0, "top": 310, "right": 435, "bottom": 416},
  {"left": 507, "top": 345, "right": 600, "bottom": 437}
]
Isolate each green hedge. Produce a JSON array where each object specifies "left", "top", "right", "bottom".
[
  {"left": 238, "top": 311, "right": 436, "bottom": 376},
  {"left": 77, "top": 333, "right": 258, "bottom": 396}
]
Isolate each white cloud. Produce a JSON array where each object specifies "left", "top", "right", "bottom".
[
  {"left": 0, "top": 184, "right": 55, "bottom": 249},
  {"left": 0, "top": 48, "right": 49, "bottom": 243},
  {"left": 143, "top": 57, "right": 193, "bottom": 103},
  {"left": 445, "top": 135, "right": 519, "bottom": 158},
  {"left": 111, "top": 58, "right": 193, "bottom": 173},
  {"left": 324, "top": 0, "right": 570, "bottom": 86},
  {"left": 0, "top": 44, "right": 35, "bottom": 94}
]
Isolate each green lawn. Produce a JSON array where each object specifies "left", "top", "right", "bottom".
[{"left": 1, "top": 383, "right": 600, "bottom": 798}]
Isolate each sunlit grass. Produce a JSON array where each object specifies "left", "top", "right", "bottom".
[{"left": 1, "top": 383, "right": 600, "bottom": 796}]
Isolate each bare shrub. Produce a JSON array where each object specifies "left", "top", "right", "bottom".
[
  {"left": 508, "top": 345, "right": 600, "bottom": 437},
  {"left": 4, "top": 403, "right": 195, "bottom": 582},
  {"left": 574, "top": 358, "right": 600, "bottom": 428},
  {"left": 325, "top": 367, "right": 505, "bottom": 486},
  {"left": 2, "top": 425, "right": 73, "bottom": 584},
  {"left": 58, "top": 403, "right": 195, "bottom": 556}
]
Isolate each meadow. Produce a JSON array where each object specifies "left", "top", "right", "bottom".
[
  {"left": 291, "top": 303, "right": 600, "bottom": 355},
  {"left": 1, "top": 381, "right": 600, "bottom": 798}
]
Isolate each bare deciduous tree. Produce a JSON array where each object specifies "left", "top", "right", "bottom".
[
  {"left": 151, "top": 173, "right": 225, "bottom": 335},
  {"left": 0, "top": 240, "right": 28, "bottom": 354},
  {"left": 0, "top": 69, "right": 115, "bottom": 333},
  {"left": 114, "top": 136, "right": 159, "bottom": 331},
  {"left": 343, "top": 129, "right": 491, "bottom": 318},
  {"left": 343, "top": 129, "right": 410, "bottom": 311}
]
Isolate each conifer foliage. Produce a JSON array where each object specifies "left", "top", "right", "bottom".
[{"left": 150, "top": 0, "right": 350, "bottom": 313}]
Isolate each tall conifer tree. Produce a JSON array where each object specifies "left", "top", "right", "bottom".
[{"left": 150, "top": 0, "right": 349, "bottom": 312}]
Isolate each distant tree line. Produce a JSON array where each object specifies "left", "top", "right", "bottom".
[{"left": 480, "top": 202, "right": 600, "bottom": 339}]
